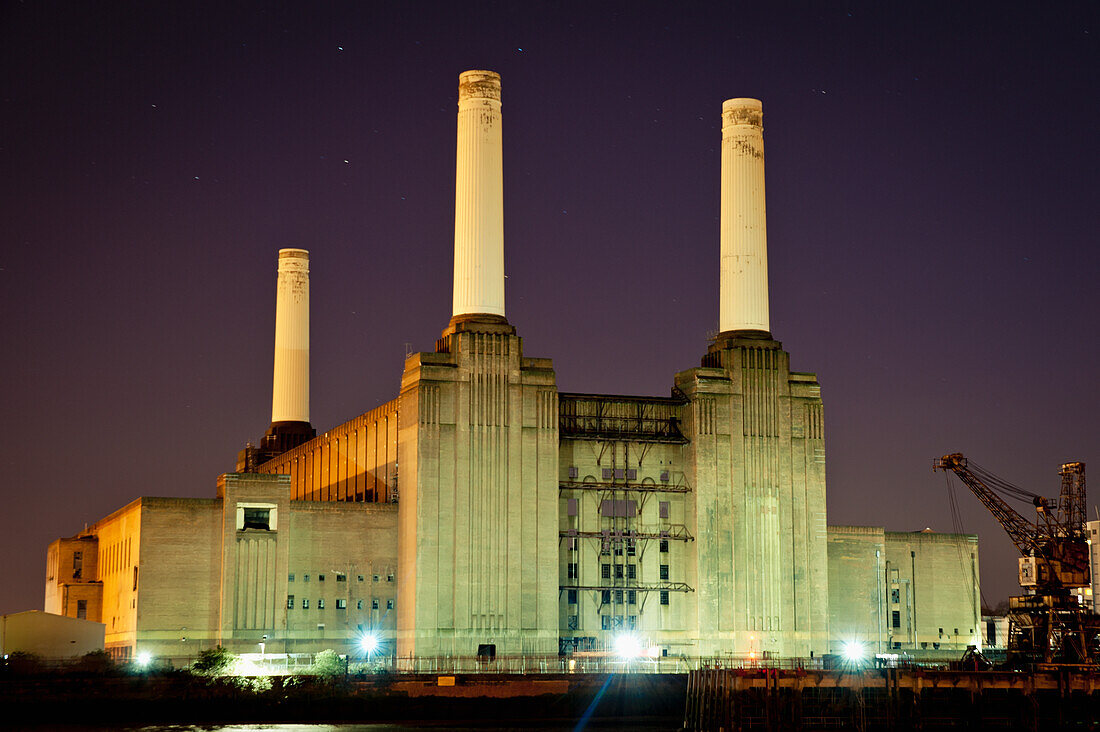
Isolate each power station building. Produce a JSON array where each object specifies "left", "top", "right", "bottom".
[{"left": 44, "top": 71, "right": 981, "bottom": 666}]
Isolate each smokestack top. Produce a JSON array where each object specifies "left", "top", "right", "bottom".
[
  {"left": 278, "top": 248, "right": 309, "bottom": 260},
  {"left": 458, "top": 70, "right": 502, "bottom": 102},
  {"left": 722, "top": 98, "right": 763, "bottom": 129}
]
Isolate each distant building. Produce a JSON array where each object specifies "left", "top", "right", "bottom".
[
  {"left": 827, "top": 527, "right": 981, "bottom": 655},
  {"left": 1, "top": 610, "right": 104, "bottom": 660}
]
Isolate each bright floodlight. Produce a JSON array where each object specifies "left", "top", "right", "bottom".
[
  {"left": 136, "top": 651, "right": 152, "bottom": 668},
  {"left": 842, "top": 641, "right": 865, "bottom": 662},
  {"left": 614, "top": 634, "right": 642, "bottom": 659},
  {"left": 360, "top": 633, "right": 380, "bottom": 654}
]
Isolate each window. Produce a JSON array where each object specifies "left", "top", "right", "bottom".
[
  {"left": 601, "top": 615, "right": 612, "bottom": 630},
  {"left": 357, "top": 600, "right": 363, "bottom": 610},
  {"left": 627, "top": 590, "right": 636, "bottom": 605},
  {"left": 568, "top": 466, "right": 579, "bottom": 479},
  {"left": 357, "top": 575, "right": 364, "bottom": 582},
  {"left": 302, "top": 599, "right": 310, "bottom": 609},
  {"left": 602, "top": 468, "right": 613, "bottom": 480},
  {"left": 601, "top": 564, "right": 611, "bottom": 579},
  {"left": 387, "top": 573, "right": 394, "bottom": 582},
  {"left": 318, "top": 599, "right": 325, "bottom": 609},
  {"left": 660, "top": 590, "right": 669, "bottom": 606},
  {"left": 627, "top": 615, "right": 637, "bottom": 629},
  {"left": 568, "top": 615, "right": 578, "bottom": 630},
  {"left": 373, "top": 574, "right": 380, "bottom": 582},
  {"left": 568, "top": 589, "right": 577, "bottom": 605},
  {"left": 614, "top": 564, "right": 624, "bottom": 579},
  {"left": 614, "top": 468, "right": 624, "bottom": 480},
  {"left": 893, "top": 642, "right": 901, "bottom": 650},
  {"left": 567, "top": 498, "right": 578, "bottom": 516},
  {"left": 133, "top": 566, "right": 139, "bottom": 591},
  {"left": 304, "top": 574, "right": 310, "bottom": 582},
  {"left": 891, "top": 588, "right": 900, "bottom": 604},
  {"left": 336, "top": 573, "right": 346, "bottom": 582},
  {"left": 660, "top": 470, "right": 670, "bottom": 482},
  {"left": 318, "top": 574, "right": 325, "bottom": 582},
  {"left": 372, "top": 599, "right": 379, "bottom": 610},
  {"left": 626, "top": 469, "right": 637, "bottom": 480},
  {"left": 336, "top": 599, "right": 347, "bottom": 609},
  {"left": 660, "top": 539, "right": 669, "bottom": 553},
  {"left": 287, "top": 596, "right": 295, "bottom": 609},
  {"left": 892, "top": 610, "right": 900, "bottom": 628},
  {"left": 627, "top": 565, "right": 636, "bottom": 580},
  {"left": 601, "top": 590, "right": 611, "bottom": 604},
  {"left": 626, "top": 536, "right": 636, "bottom": 556},
  {"left": 932, "top": 642, "right": 940, "bottom": 650},
  {"left": 614, "top": 590, "right": 623, "bottom": 604},
  {"left": 660, "top": 564, "right": 669, "bottom": 580},
  {"left": 76, "top": 600, "right": 87, "bottom": 619},
  {"left": 568, "top": 563, "right": 578, "bottom": 579},
  {"left": 242, "top": 508, "right": 271, "bottom": 530},
  {"left": 289, "top": 573, "right": 296, "bottom": 582},
  {"left": 73, "top": 551, "right": 83, "bottom": 579},
  {"left": 386, "top": 600, "right": 393, "bottom": 610},
  {"left": 659, "top": 501, "right": 670, "bottom": 519},
  {"left": 613, "top": 540, "right": 623, "bottom": 556}
]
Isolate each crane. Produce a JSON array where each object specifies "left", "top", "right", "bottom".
[{"left": 933, "top": 453, "right": 1098, "bottom": 667}]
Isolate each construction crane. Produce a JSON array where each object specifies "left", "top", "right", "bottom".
[{"left": 933, "top": 453, "right": 1099, "bottom": 667}]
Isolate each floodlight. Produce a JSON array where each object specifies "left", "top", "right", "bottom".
[
  {"left": 842, "top": 641, "right": 865, "bottom": 662},
  {"left": 136, "top": 651, "right": 153, "bottom": 668},
  {"left": 614, "top": 634, "right": 641, "bottom": 659},
  {"left": 360, "top": 632, "right": 380, "bottom": 655}
]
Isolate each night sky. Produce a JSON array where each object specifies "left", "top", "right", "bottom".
[{"left": 2, "top": 2, "right": 1097, "bottom": 615}]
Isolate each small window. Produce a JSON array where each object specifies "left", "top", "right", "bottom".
[
  {"left": 626, "top": 536, "right": 636, "bottom": 556},
  {"left": 336, "top": 599, "right": 346, "bottom": 609},
  {"left": 76, "top": 599, "right": 87, "bottom": 619},
  {"left": 601, "top": 564, "right": 611, "bottom": 579},
  {"left": 302, "top": 599, "right": 310, "bottom": 609},
  {"left": 933, "top": 642, "right": 940, "bottom": 650},
  {"left": 304, "top": 574, "right": 311, "bottom": 582},
  {"left": 318, "top": 574, "right": 325, "bottom": 582},
  {"left": 242, "top": 508, "right": 271, "bottom": 530},
  {"left": 601, "top": 590, "right": 611, "bottom": 604},
  {"left": 373, "top": 574, "right": 380, "bottom": 582},
  {"left": 568, "top": 615, "right": 578, "bottom": 630},
  {"left": 387, "top": 573, "right": 394, "bottom": 582},
  {"left": 627, "top": 565, "right": 636, "bottom": 580},
  {"left": 660, "top": 564, "right": 669, "bottom": 580},
  {"left": 660, "top": 590, "right": 669, "bottom": 606},
  {"left": 893, "top": 641, "right": 901, "bottom": 650},
  {"left": 627, "top": 590, "right": 636, "bottom": 605},
  {"left": 892, "top": 610, "right": 900, "bottom": 628},
  {"left": 357, "top": 575, "right": 365, "bottom": 582},
  {"left": 601, "top": 615, "right": 612, "bottom": 630},
  {"left": 567, "top": 563, "right": 578, "bottom": 579},
  {"left": 660, "top": 470, "right": 670, "bottom": 482},
  {"left": 568, "top": 466, "right": 579, "bottom": 479},
  {"left": 627, "top": 615, "right": 637, "bottom": 629},
  {"left": 371, "top": 599, "right": 379, "bottom": 610},
  {"left": 626, "top": 469, "right": 636, "bottom": 480},
  {"left": 891, "top": 588, "right": 900, "bottom": 603},
  {"left": 614, "top": 590, "right": 623, "bottom": 604},
  {"left": 567, "top": 498, "right": 578, "bottom": 516},
  {"left": 318, "top": 599, "right": 325, "bottom": 609},
  {"left": 133, "top": 566, "right": 139, "bottom": 591},
  {"left": 614, "top": 468, "right": 624, "bottom": 480},
  {"left": 386, "top": 600, "right": 393, "bottom": 610},
  {"left": 567, "top": 589, "right": 577, "bottom": 604},
  {"left": 614, "top": 565, "right": 624, "bottom": 579},
  {"left": 289, "top": 573, "right": 296, "bottom": 582},
  {"left": 613, "top": 540, "right": 623, "bottom": 556},
  {"left": 357, "top": 600, "right": 363, "bottom": 610},
  {"left": 287, "top": 595, "right": 295, "bottom": 609},
  {"left": 659, "top": 501, "right": 670, "bottom": 519},
  {"left": 660, "top": 539, "right": 669, "bottom": 553},
  {"left": 602, "top": 468, "right": 612, "bottom": 480},
  {"left": 336, "top": 573, "right": 346, "bottom": 582}
]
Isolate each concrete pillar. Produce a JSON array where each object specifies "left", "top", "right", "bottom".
[
  {"left": 719, "top": 98, "right": 770, "bottom": 336},
  {"left": 271, "top": 248, "right": 309, "bottom": 424},
  {"left": 452, "top": 70, "right": 506, "bottom": 320}
]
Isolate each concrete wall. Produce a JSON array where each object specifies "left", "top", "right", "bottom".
[
  {"left": 826, "top": 526, "right": 888, "bottom": 653},
  {"left": 397, "top": 324, "right": 559, "bottom": 660},
  {"left": 44, "top": 535, "right": 101, "bottom": 622},
  {"left": 676, "top": 335, "right": 829, "bottom": 657},
  {"left": 1, "top": 610, "right": 104, "bottom": 659}
]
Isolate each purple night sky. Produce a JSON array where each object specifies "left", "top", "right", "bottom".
[{"left": 1, "top": 2, "right": 1097, "bottom": 614}]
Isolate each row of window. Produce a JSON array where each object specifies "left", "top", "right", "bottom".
[
  {"left": 289, "top": 572, "right": 394, "bottom": 583},
  {"left": 287, "top": 596, "right": 394, "bottom": 611},
  {"left": 565, "top": 537, "right": 671, "bottom": 555},
  {"left": 562, "top": 589, "right": 671, "bottom": 606},
  {"left": 564, "top": 499, "right": 673, "bottom": 517},
  {"left": 566, "top": 563, "right": 670, "bottom": 580}
]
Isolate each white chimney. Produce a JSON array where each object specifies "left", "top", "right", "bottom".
[
  {"left": 452, "top": 70, "right": 506, "bottom": 320},
  {"left": 719, "top": 98, "right": 770, "bottom": 336},
  {"left": 271, "top": 248, "right": 309, "bottom": 424}
]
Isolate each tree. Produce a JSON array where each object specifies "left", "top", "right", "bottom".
[
  {"left": 309, "top": 649, "right": 346, "bottom": 676},
  {"left": 191, "top": 645, "right": 236, "bottom": 675}
]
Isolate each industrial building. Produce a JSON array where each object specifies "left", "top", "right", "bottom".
[{"left": 45, "top": 71, "right": 981, "bottom": 666}]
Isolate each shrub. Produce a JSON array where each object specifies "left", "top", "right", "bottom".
[
  {"left": 191, "top": 645, "right": 236, "bottom": 675},
  {"left": 309, "top": 649, "right": 346, "bottom": 676}
]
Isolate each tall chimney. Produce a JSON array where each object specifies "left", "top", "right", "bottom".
[
  {"left": 451, "top": 70, "right": 506, "bottom": 321},
  {"left": 271, "top": 248, "right": 310, "bottom": 424},
  {"left": 719, "top": 98, "right": 770, "bottom": 337}
]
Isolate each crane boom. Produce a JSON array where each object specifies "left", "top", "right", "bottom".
[{"left": 933, "top": 453, "right": 1038, "bottom": 556}]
